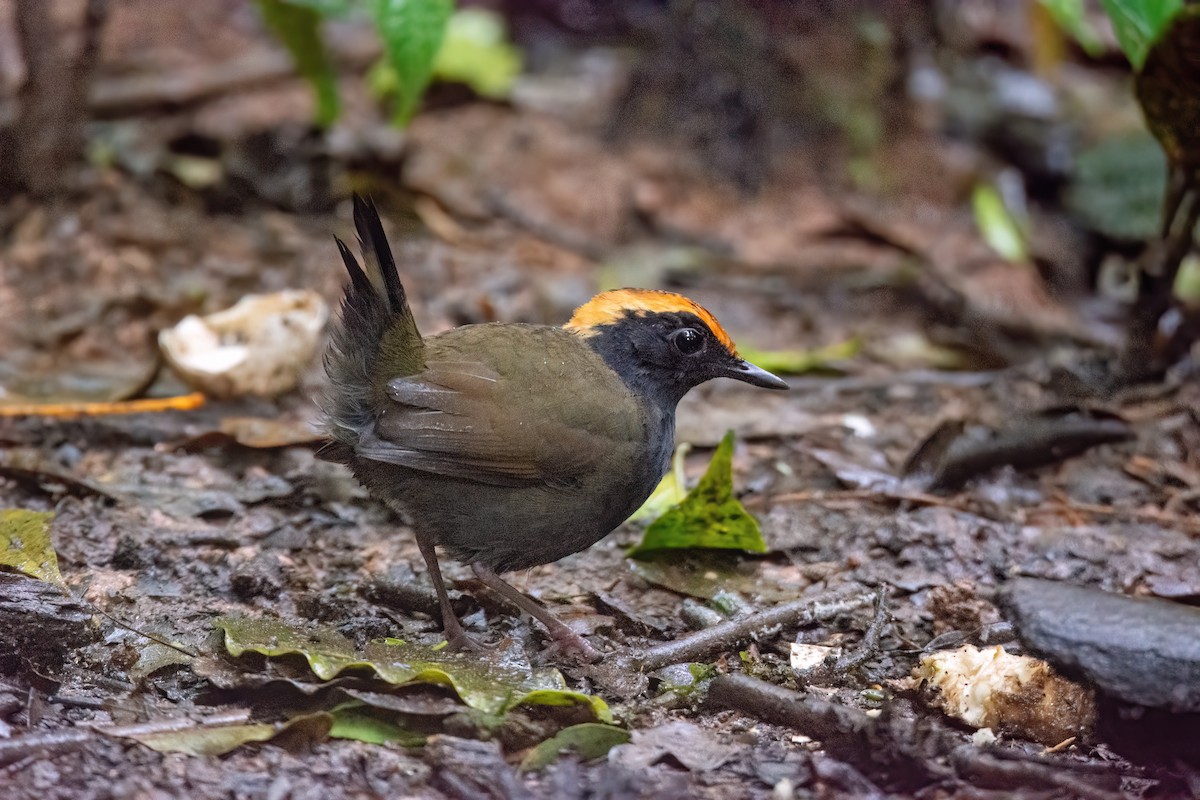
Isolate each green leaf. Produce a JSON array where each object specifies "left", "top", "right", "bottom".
[
  {"left": 328, "top": 703, "right": 427, "bottom": 746},
  {"left": 628, "top": 443, "right": 690, "bottom": 522},
  {"left": 738, "top": 338, "right": 861, "bottom": 376},
  {"left": 123, "top": 712, "right": 333, "bottom": 756},
  {"left": 1039, "top": 0, "right": 1105, "bottom": 57},
  {"left": 0, "top": 509, "right": 65, "bottom": 588},
  {"left": 370, "top": 0, "right": 454, "bottom": 125},
  {"left": 628, "top": 431, "right": 767, "bottom": 559},
  {"left": 971, "top": 183, "right": 1027, "bottom": 262},
  {"left": 519, "top": 723, "right": 630, "bottom": 771},
  {"left": 433, "top": 8, "right": 521, "bottom": 98},
  {"left": 1176, "top": 255, "right": 1200, "bottom": 304},
  {"left": 279, "top": 0, "right": 352, "bottom": 14},
  {"left": 1066, "top": 131, "right": 1168, "bottom": 241},
  {"left": 213, "top": 615, "right": 611, "bottom": 720},
  {"left": 256, "top": 0, "right": 340, "bottom": 126},
  {"left": 1099, "top": 0, "right": 1182, "bottom": 69}
]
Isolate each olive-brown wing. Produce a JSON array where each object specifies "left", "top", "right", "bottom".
[{"left": 355, "top": 329, "right": 642, "bottom": 487}]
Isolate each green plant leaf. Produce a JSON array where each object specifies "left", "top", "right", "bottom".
[
  {"left": 1066, "top": 131, "right": 1168, "bottom": 241},
  {"left": 433, "top": 8, "right": 521, "bottom": 98},
  {"left": 1039, "top": 0, "right": 1105, "bottom": 56},
  {"left": 256, "top": 0, "right": 341, "bottom": 126},
  {"left": 213, "top": 615, "right": 611, "bottom": 720},
  {"left": 0, "top": 509, "right": 65, "bottom": 588},
  {"left": 628, "top": 431, "right": 767, "bottom": 559},
  {"left": 971, "top": 183, "right": 1027, "bottom": 262},
  {"left": 1176, "top": 255, "right": 1200, "bottom": 304},
  {"left": 328, "top": 703, "right": 427, "bottom": 746},
  {"left": 519, "top": 723, "right": 630, "bottom": 771},
  {"left": 738, "top": 338, "right": 861, "bottom": 376},
  {"left": 279, "top": 0, "right": 352, "bottom": 15},
  {"left": 628, "top": 443, "right": 690, "bottom": 522},
  {"left": 1099, "top": 0, "right": 1182, "bottom": 69},
  {"left": 370, "top": 0, "right": 454, "bottom": 125}
]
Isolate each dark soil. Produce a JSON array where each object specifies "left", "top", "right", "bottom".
[{"left": 1, "top": 2, "right": 1199, "bottom": 798}]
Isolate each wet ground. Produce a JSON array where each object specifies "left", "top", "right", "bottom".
[{"left": 2, "top": 2, "right": 1200, "bottom": 798}]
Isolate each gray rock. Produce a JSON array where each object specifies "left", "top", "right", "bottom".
[{"left": 1001, "top": 578, "right": 1200, "bottom": 712}]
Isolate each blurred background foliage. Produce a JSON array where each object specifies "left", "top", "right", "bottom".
[{"left": 1, "top": 0, "right": 1198, "bottom": 388}]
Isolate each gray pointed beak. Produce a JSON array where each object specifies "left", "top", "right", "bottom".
[{"left": 727, "top": 359, "right": 789, "bottom": 390}]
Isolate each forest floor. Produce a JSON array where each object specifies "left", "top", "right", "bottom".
[{"left": 1, "top": 3, "right": 1199, "bottom": 798}]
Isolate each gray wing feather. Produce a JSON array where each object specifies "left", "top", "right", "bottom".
[{"left": 356, "top": 359, "right": 610, "bottom": 487}]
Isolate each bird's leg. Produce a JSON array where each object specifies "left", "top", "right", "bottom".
[
  {"left": 413, "top": 529, "right": 478, "bottom": 651},
  {"left": 470, "top": 563, "right": 603, "bottom": 663}
]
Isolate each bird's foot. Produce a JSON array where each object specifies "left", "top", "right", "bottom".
[
  {"left": 546, "top": 629, "right": 604, "bottom": 664},
  {"left": 444, "top": 630, "right": 492, "bottom": 654}
]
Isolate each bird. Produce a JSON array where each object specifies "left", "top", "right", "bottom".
[{"left": 321, "top": 195, "right": 788, "bottom": 661}]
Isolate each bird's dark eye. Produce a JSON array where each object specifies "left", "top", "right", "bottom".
[{"left": 672, "top": 327, "right": 705, "bottom": 356}]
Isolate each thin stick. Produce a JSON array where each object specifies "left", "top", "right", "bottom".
[{"left": 621, "top": 592, "right": 873, "bottom": 672}]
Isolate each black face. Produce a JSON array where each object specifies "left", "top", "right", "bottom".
[{"left": 584, "top": 310, "right": 788, "bottom": 408}]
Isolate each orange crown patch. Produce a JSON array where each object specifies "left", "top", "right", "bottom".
[{"left": 565, "top": 289, "right": 738, "bottom": 355}]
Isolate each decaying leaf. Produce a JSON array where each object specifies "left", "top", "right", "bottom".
[
  {"left": 0, "top": 357, "right": 159, "bottom": 408},
  {"left": 175, "top": 414, "right": 324, "bottom": 451},
  {"left": 0, "top": 509, "right": 66, "bottom": 589},
  {"left": 214, "top": 615, "right": 611, "bottom": 720},
  {"left": 519, "top": 723, "right": 630, "bottom": 771},
  {"left": 119, "top": 711, "right": 333, "bottom": 756},
  {"left": 130, "top": 641, "right": 195, "bottom": 681},
  {"left": 628, "top": 432, "right": 767, "bottom": 559},
  {"left": 0, "top": 357, "right": 200, "bottom": 417},
  {"left": 608, "top": 720, "right": 743, "bottom": 772},
  {"left": 628, "top": 557, "right": 743, "bottom": 601}
]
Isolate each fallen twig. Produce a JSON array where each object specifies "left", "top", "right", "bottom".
[
  {"left": 756, "top": 489, "right": 1200, "bottom": 535},
  {"left": 905, "top": 412, "right": 1134, "bottom": 492},
  {"left": 747, "top": 487, "right": 962, "bottom": 511},
  {"left": 0, "top": 710, "right": 253, "bottom": 766},
  {"left": 707, "top": 674, "right": 1127, "bottom": 798},
  {"left": 1044, "top": 500, "right": 1200, "bottom": 535},
  {"left": 834, "top": 586, "right": 891, "bottom": 672},
  {"left": 619, "top": 592, "right": 873, "bottom": 672},
  {"left": 797, "top": 586, "right": 891, "bottom": 683},
  {"left": 0, "top": 392, "right": 205, "bottom": 417}
]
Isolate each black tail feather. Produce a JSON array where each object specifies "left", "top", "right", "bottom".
[
  {"left": 335, "top": 236, "right": 374, "bottom": 299},
  {"left": 322, "top": 195, "right": 424, "bottom": 449},
  {"left": 352, "top": 194, "right": 406, "bottom": 316}
]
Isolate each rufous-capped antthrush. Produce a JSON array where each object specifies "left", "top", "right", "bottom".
[{"left": 322, "top": 196, "right": 787, "bottom": 661}]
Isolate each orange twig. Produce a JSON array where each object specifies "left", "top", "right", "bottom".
[{"left": 0, "top": 393, "right": 205, "bottom": 418}]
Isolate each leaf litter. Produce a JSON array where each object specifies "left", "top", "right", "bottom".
[
  {"left": 214, "top": 614, "right": 611, "bottom": 720},
  {"left": 4, "top": 3, "right": 1200, "bottom": 795},
  {"left": 0, "top": 509, "right": 67, "bottom": 589}
]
